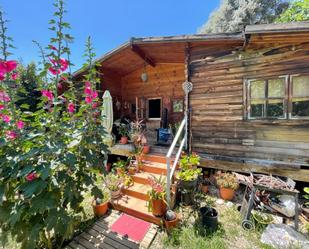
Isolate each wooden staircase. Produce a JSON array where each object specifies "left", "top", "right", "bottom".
[{"left": 110, "top": 153, "right": 169, "bottom": 225}]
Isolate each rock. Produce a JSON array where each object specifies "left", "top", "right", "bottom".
[
  {"left": 261, "top": 224, "right": 309, "bottom": 249},
  {"left": 216, "top": 199, "right": 224, "bottom": 205}
]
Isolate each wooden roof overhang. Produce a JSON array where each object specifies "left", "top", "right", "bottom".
[{"left": 73, "top": 33, "right": 244, "bottom": 78}]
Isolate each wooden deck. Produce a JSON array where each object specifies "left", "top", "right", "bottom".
[{"left": 64, "top": 210, "right": 158, "bottom": 249}]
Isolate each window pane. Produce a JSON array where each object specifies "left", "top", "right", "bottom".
[
  {"left": 250, "top": 80, "right": 265, "bottom": 98},
  {"left": 251, "top": 100, "right": 264, "bottom": 118},
  {"left": 293, "top": 76, "right": 309, "bottom": 97},
  {"left": 269, "top": 78, "right": 285, "bottom": 97},
  {"left": 292, "top": 98, "right": 309, "bottom": 117},
  {"left": 267, "top": 99, "right": 284, "bottom": 117},
  {"left": 148, "top": 99, "right": 161, "bottom": 118}
]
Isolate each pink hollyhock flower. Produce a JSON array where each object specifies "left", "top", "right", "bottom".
[
  {"left": 6, "top": 130, "right": 17, "bottom": 140},
  {"left": 85, "top": 96, "right": 92, "bottom": 104},
  {"left": 25, "top": 172, "right": 37, "bottom": 182},
  {"left": 85, "top": 81, "right": 91, "bottom": 88},
  {"left": 0, "top": 91, "right": 10, "bottom": 102},
  {"left": 68, "top": 102, "right": 75, "bottom": 113},
  {"left": 0, "top": 104, "right": 4, "bottom": 111},
  {"left": 2, "top": 115, "right": 10, "bottom": 123},
  {"left": 0, "top": 60, "right": 17, "bottom": 74},
  {"left": 0, "top": 73, "right": 4, "bottom": 81},
  {"left": 49, "top": 45, "right": 57, "bottom": 51},
  {"left": 16, "top": 120, "right": 25, "bottom": 129},
  {"left": 59, "top": 58, "right": 69, "bottom": 71},
  {"left": 84, "top": 87, "right": 92, "bottom": 95},
  {"left": 11, "top": 72, "right": 19, "bottom": 80},
  {"left": 91, "top": 90, "right": 98, "bottom": 99},
  {"left": 41, "top": 90, "right": 54, "bottom": 101},
  {"left": 48, "top": 67, "right": 60, "bottom": 75},
  {"left": 6, "top": 61, "right": 17, "bottom": 72},
  {"left": 92, "top": 102, "right": 98, "bottom": 109}
]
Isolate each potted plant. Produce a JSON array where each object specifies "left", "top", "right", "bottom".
[
  {"left": 119, "top": 123, "right": 129, "bottom": 144},
  {"left": 200, "top": 178, "right": 210, "bottom": 194},
  {"left": 130, "top": 120, "right": 150, "bottom": 154},
  {"left": 252, "top": 210, "right": 274, "bottom": 230},
  {"left": 123, "top": 175, "right": 134, "bottom": 188},
  {"left": 104, "top": 173, "right": 122, "bottom": 199},
  {"left": 113, "top": 159, "right": 127, "bottom": 175},
  {"left": 177, "top": 153, "right": 202, "bottom": 190},
  {"left": 164, "top": 210, "right": 179, "bottom": 231},
  {"left": 128, "top": 164, "right": 136, "bottom": 175},
  {"left": 147, "top": 175, "right": 166, "bottom": 217},
  {"left": 92, "top": 191, "right": 109, "bottom": 217},
  {"left": 215, "top": 172, "right": 239, "bottom": 201},
  {"left": 199, "top": 206, "right": 218, "bottom": 232}
]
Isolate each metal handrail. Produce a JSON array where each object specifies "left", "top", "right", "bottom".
[{"left": 166, "top": 117, "right": 187, "bottom": 206}]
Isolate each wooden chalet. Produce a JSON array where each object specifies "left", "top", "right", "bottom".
[{"left": 74, "top": 22, "right": 309, "bottom": 183}]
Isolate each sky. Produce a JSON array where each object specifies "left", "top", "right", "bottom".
[{"left": 1, "top": 0, "right": 220, "bottom": 71}]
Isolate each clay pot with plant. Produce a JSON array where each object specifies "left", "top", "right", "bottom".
[
  {"left": 92, "top": 191, "right": 110, "bottom": 217},
  {"left": 147, "top": 175, "right": 166, "bottom": 217},
  {"left": 113, "top": 159, "right": 127, "bottom": 175},
  {"left": 164, "top": 210, "right": 179, "bottom": 231},
  {"left": 104, "top": 173, "right": 123, "bottom": 199},
  {"left": 130, "top": 119, "right": 150, "bottom": 153},
  {"left": 118, "top": 124, "right": 129, "bottom": 144},
  {"left": 200, "top": 178, "right": 211, "bottom": 194},
  {"left": 215, "top": 172, "right": 239, "bottom": 201}
]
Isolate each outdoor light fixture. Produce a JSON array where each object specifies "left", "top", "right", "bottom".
[{"left": 141, "top": 62, "right": 148, "bottom": 83}]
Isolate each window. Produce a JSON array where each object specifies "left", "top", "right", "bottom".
[
  {"left": 291, "top": 75, "right": 309, "bottom": 118},
  {"left": 246, "top": 75, "right": 309, "bottom": 120},
  {"left": 248, "top": 77, "right": 287, "bottom": 119},
  {"left": 147, "top": 98, "right": 161, "bottom": 119}
]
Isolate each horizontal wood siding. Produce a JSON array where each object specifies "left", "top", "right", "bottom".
[{"left": 190, "top": 38, "right": 309, "bottom": 175}]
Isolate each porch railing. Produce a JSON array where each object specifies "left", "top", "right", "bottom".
[{"left": 166, "top": 116, "right": 187, "bottom": 206}]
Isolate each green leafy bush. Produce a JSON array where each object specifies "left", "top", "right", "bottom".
[{"left": 0, "top": 1, "right": 109, "bottom": 248}]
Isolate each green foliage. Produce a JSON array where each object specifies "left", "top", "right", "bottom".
[
  {"left": 0, "top": 1, "right": 109, "bottom": 249},
  {"left": 147, "top": 175, "right": 166, "bottom": 201},
  {"left": 112, "top": 159, "right": 127, "bottom": 169},
  {"left": 277, "top": 0, "right": 309, "bottom": 22},
  {"left": 103, "top": 173, "right": 122, "bottom": 191},
  {"left": 199, "top": 0, "right": 289, "bottom": 33},
  {"left": 177, "top": 153, "right": 202, "bottom": 181}
]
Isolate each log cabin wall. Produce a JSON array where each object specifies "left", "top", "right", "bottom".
[{"left": 189, "top": 34, "right": 309, "bottom": 181}]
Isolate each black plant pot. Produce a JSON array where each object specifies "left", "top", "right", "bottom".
[
  {"left": 181, "top": 190, "right": 195, "bottom": 206},
  {"left": 180, "top": 178, "right": 198, "bottom": 190},
  {"left": 199, "top": 206, "right": 218, "bottom": 232}
]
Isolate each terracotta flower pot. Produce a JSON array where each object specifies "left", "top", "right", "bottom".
[
  {"left": 143, "top": 145, "right": 150, "bottom": 154},
  {"left": 151, "top": 199, "right": 164, "bottom": 217},
  {"left": 120, "top": 136, "right": 128, "bottom": 144},
  {"left": 105, "top": 163, "right": 111, "bottom": 173},
  {"left": 165, "top": 215, "right": 179, "bottom": 231},
  {"left": 116, "top": 168, "right": 125, "bottom": 175},
  {"left": 128, "top": 167, "right": 136, "bottom": 175},
  {"left": 110, "top": 189, "right": 121, "bottom": 199},
  {"left": 92, "top": 201, "right": 108, "bottom": 217},
  {"left": 219, "top": 187, "right": 235, "bottom": 201},
  {"left": 201, "top": 184, "right": 209, "bottom": 194}
]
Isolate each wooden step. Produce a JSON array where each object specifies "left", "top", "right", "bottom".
[
  {"left": 122, "top": 182, "right": 151, "bottom": 201},
  {"left": 131, "top": 171, "right": 166, "bottom": 185},
  {"left": 142, "top": 161, "right": 167, "bottom": 175},
  {"left": 110, "top": 196, "right": 162, "bottom": 225},
  {"left": 143, "top": 154, "right": 167, "bottom": 164}
]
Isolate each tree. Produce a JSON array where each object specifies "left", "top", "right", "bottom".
[
  {"left": 277, "top": 0, "right": 309, "bottom": 22},
  {"left": 15, "top": 62, "right": 41, "bottom": 112},
  {"left": 198, "top": 0, "right": 290, "bottom": 33}
]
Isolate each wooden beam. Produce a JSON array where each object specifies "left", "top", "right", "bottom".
[
  {"left": 131, "top": 43, "right": 156, "bottom": 67},
  {"left": 200, "top": 158, "right": 309, "bottom": 182}
]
